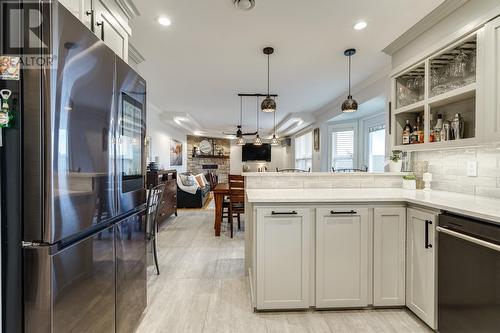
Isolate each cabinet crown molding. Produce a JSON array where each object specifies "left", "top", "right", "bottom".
[
  {"left": 115, "top": 0, "right": 140, "bottom": 20},
  {"left": 383, "top": 0, "right": 469, "bottom": 56},
  {"left": 128, "top": 43, "right": 145, "bottom": 65}
]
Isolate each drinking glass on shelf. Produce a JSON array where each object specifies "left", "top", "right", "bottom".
[
  {"left": 414, "top": 74, "right": 424, "bottom": 100},
  {"left": 450, "top": 49, "right": 468, "bottom": 88}
]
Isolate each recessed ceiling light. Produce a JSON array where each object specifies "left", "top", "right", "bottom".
[
  {"left": 234, "top": 0, "right": 255, "bottom": 11},
  {"left": 157, "top": 16, "right": 172, "bottom": 27},
  {"left": 354, "top": 21, "right": 367, "bottom": 30}
]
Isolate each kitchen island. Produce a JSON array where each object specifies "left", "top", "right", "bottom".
[{"left": 244, "top": 187, "right": 500, "bottom": 330}]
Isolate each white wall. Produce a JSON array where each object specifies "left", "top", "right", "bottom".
[
  {"left": 147, "top": 103, "right": 188, "bottom": 172},
  {"left": 230, "top": 142, "right": 294, "bottom": 174}
]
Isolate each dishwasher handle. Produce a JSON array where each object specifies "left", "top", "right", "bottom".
[
  {"left": 425, "top": 220, "right": 433, "bottom": 249},
  {"left": 437, "top": 226, "right": 500, "bottom": 252}
]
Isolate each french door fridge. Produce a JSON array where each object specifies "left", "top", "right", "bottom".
[{"left": 1, "top": 2, "right": 147, "bottom": 332}]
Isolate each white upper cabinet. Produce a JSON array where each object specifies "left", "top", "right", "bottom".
[
  {"left": 256, "top": 208, "right": 310, "bottom": 310},
  {"left": 316, "top": 207, "right": 369, "bottom": 308},
  {"left": 391, "top": 28, "right": 486, "bottom": 151},
  {"left": 406, "top": 207, "right": 437, "bottom": 330},
  {"left": 484, "top": 16, "right": 500, "bottom": 141},
  {"left": 94, "top": 0, "right": 129, "bottom": 60},
  {"left": 58, "top": 0, "right": 133, "bottom": 61},
  {"left": 373, "top": 207, "right": 406, "bottom": 307}
]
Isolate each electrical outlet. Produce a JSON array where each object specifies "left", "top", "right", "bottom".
[{"left": 467, "top": 160, "right": 478, "bottom": 177}]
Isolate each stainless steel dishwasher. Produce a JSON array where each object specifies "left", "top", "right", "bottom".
[{"left": 437, "top": 213, "right": 500, "bottom": 333}]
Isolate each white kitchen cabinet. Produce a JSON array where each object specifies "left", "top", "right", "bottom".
[
  {"left": 316, "top": 207, "right": 369, "bottom": 308},
  {"left": 373, "top": 207, "right": 406, "bottom": 306},
  {"left": 94, "top": 0, "right": 129, "bottom": 60},
  {"left": 59, "top": 0, "right": 81, "bottom": 18},
  {"left": 406, "top": 207, "right": 437, "bottom": 329},
  {"left": 256, "top": 207, "right": 310, "bottom": 310},
  {"left": 59, "top": 0, "right": 131, "bottom": 60},
  {"left": 484, "top": 16, "right": 500, "bottom": 141}
]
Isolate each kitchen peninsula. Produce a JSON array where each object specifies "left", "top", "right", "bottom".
[{"left": 244, "top": 172, "right": 500, "bottom": 330}]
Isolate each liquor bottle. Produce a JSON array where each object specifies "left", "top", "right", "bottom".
[
  {"left": 429, "top": 113, "right": 435, "bottom": 142},
  {"left": 416, "top": 116, "right": 424, "bottom": 143},
  {"left": 402, "top": 120, "right": 412, "bottom": 145},
  {"left": 411, "top": 125, "right": 418, "bottom": 144},
  {"left": 434, "top": 113, "right": 443, "bottom": 142}
]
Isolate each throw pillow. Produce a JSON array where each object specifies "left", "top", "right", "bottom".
[
  {"left": 195, "top": 174, "right": 206, "bottom": 188},
  {"left": 180, "top": 173, "right": 195, "bottom": 186}
]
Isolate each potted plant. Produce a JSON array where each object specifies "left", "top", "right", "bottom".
[
  {"left": 388, "top": 150, "right": 403, "bottom": 172},
  {"left": 402, "top": 173, "right": 417, "bottom": 190}
]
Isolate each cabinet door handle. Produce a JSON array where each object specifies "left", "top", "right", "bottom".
[
  {"left": 330, "top": 210, "right": 357, "bottom": 215},
  {"left": 425, "top": 220, "right": 433, "bottom": 249},
  {"left": 271, "top": 211, "right": 297, "bottom": 215},
  {"left": 96, "top": 21, "right": 105, "bottom": 40},
  {"left": 85, "top": 10, "right": 95, "bottom": 32}
]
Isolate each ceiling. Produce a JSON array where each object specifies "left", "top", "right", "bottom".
[{"left": 130, "top": 0, "right": 443, "bottom": 135}]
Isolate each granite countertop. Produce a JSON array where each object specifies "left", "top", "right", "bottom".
[{"left": 246, "top": 188, "right": 500, "bottom": 224}]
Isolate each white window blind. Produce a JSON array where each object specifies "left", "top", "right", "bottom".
[
  {"left": 368, "top": 125, "right": 385, "bottom": 172},
  {"left": 295, "top": 132, "right": 313, "bottom": 171},
  {"left": 332, "top": 129, "right": 354, "bottom": 170}
]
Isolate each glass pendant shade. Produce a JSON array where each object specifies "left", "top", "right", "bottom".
[
  {"left": 261, "top": 97, "right": 276, "bottom": 113},
  {"left": 236, "top": 136, "right": 246, "bottom": 145},
  {"left": 270, "top": 135, "right": 279, "bottom": 145},
  {"left": 341, "top": 95, "right": 358, "bottom": 113},
  {"left": 253, "top": 134, "right": 262, "bottom": 146}
]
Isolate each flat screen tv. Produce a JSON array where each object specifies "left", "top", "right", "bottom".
[{"left": 242, "top": 143, "right": 271, "bottom": 162}]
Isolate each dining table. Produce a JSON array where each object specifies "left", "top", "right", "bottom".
[{"left": 213, "top": 183, "right": 229, "bottom": 236}]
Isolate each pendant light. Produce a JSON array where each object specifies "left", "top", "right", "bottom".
[
  {"left": 261, "top": 47, "right": 276, "bottom": 113},
  {"left": 270, "top": 102, "right": 279, "bottom": 145},
  {"left": 253, "top": 97, "right": 263, "bottom": 145},
  {"left": 236, "top": 96, "right": 246, "bottom": 145},
  {"left": 341, "top": 48, "right": 358, "bottom": 113}
]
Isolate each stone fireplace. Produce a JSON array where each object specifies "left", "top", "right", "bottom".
[{"left": 187, "top": 135, "right": 230, "bottom": 183}]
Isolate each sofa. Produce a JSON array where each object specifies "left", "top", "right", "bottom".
[{"left": 176, "top": 173, "right": 212, "bottom": 208}]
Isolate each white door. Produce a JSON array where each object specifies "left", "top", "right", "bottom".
[
  {"left": 373, "top": 207, "right": 406, "bottom": 306},
  {"left": 94, "top": 0, "right": 128, "bottom": 60},
  {"left": 484, "top": 16, "right": 500, "bottom": 141},
  {"left": 256, "top": 208, "right": 310, "bottom": 310},
  {"left": 406, "top": 208, "right": 437, "bottom": 329},
  {"left": 316, "top": 207, "right": 369, "bottom": 308}
]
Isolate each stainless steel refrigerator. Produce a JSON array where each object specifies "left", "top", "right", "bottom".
[{"left": 1, "top": 1, "right": 147, "bottom": 332}]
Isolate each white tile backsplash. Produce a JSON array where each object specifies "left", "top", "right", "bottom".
[
  {"left": 414, "top": 146, "right": 500, "bottom": 198},
  {"left": 245, "top": 173, "right": 403, "bottom": 189}
]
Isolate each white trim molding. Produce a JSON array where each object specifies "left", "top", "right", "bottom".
[
  {"left": 383, "top": 0, "right": 469, "bottom": 56},
  {"left": 128, "top": 43, "right": 145, "bottom": 65},
  {"left": 114, "top": 0, "right": 140, "bottom": 20}
]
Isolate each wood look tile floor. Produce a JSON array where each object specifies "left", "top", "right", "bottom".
[{"left": 136, "top": 210, "right": 432, "bottom": 333}]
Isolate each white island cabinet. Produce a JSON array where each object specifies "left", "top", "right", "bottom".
[
  {"left": 373, "top": 207, "right": 406, "bottom": 306},
  {"left": 256, "top": 207, "right": 310, "bottom": 310},
  {"left": 406, "top": 207, "right": 438, "bottom": 330},
  {"left": 316, "top": 207, "right": 369, "bottom": 308}
]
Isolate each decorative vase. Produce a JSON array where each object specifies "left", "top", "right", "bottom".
[
  {"left": 402, "top": 179, "right": 417, "bottom": 190},
  {"left": 389, "top": 160, "right": 403, "bottom": 172}
]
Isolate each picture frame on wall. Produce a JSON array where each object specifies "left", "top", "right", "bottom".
[
  {"left": 313, "top": 128, "right": 320, "bottom": 151},
  {"left": 170, "top": 138, "right": 183, "bottom": 166}
]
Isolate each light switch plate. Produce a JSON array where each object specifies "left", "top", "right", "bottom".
[{"left": 467, "top": 160, "right": 478, "bottom": 177}]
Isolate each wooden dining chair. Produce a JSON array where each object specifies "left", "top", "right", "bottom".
[
  {"left": 146, "top": 184, "right": 165, "bottom": 275},
  {"left": 228, "top": 174, "right": 245, "bottom": 238}
]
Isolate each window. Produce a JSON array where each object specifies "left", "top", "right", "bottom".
[
  {"left": 331, "top": 129, "right": 354, "bottom": 170},
  {"left": 367, "top": 125, "right": 385, "bottom": 172},
  {"left": 295, "top": 132, "right": 313, "bottom": 171}
]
